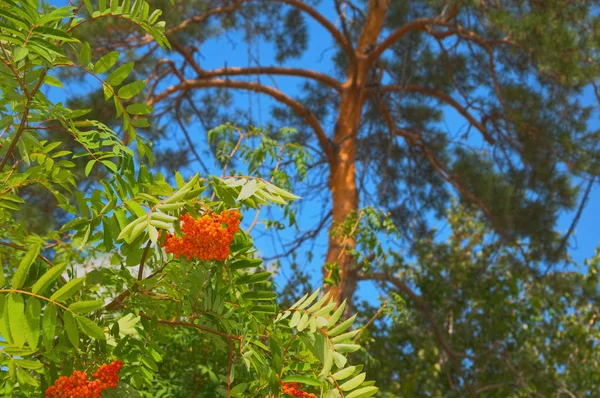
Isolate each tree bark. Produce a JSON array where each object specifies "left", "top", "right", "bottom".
[{"left": 324, "top": 0, "right": 390, "bottom": 310}]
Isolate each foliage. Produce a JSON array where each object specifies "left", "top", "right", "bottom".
[
  {"left": 0, "top": 1, "right": 377, "bottom": 397},
  {"left": 355, "top": 205, "right": 600, "bottom": 396}
]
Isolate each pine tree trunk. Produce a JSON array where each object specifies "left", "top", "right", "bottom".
[{"left": 324, "top": 0, "right": 390, "bottom": 310}]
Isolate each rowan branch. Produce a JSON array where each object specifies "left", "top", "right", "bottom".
[
  {"left": 149, "top": 79, "right": 335, "bottom": 164},
  {"left": 139, "top": 313, "right": 241, "bottom": 341}
]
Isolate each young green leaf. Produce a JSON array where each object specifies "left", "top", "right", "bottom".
[
  {"left": 76, "top": 315, "right": 106, "bottom": 340},
  {"left": 118, "top": 80, "right": 144, "bottom": 99},
  {"left": 281, "top": 376, "right": 322, "bottom": 386},
  {"left": 24, "top": 297, "right": 41, "bottom": 349},
  {"left": 78, "top": 41, "right": 91, "bottom": 65},
  {"left": 237, "top": 178, "right": 258, "bottom": 201},
  {"left": 68, "top": 300, "right": 104, "bottom": 314},
  {"left": 63, "top": 311, "right": 79, "bottom": 348},
  {"left": 50, "top": 277, "right": 85, "bottom": 302},
  {"left": 8, "top": 294, "right": 26, "bottom": 347},
  {"left": 0, "top": 295, "right": 13, "bottom": 344},
  {"left": 12, "top": 242, "right": 41, "bottom": 289},
  {"left": 31, "top": 263, "right": 66, "bottom": 295},
  {"left": 345, "top": 386, "right": 378, "bottom": 398},
  {"left": 126, "top": 103, "right": 153, "bottom": 115},
  {"left": 42, "top": 304, "right": 57, "bottom": 350},
  {"left": 94, "top": 51, "right": 119, "bottom": 73},
  {"left": 332, "top": 366, "right": 356, "bottom": 381},
  {"left": 107, "top": 62, "right": 134, "bottom": 86},
  {"left": 17, "top": 369, "right": 39, "bottom": 387}
]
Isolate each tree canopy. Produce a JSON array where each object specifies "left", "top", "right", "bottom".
[{"left": 2, "top": 0, "right": 600, "bottom": 396}]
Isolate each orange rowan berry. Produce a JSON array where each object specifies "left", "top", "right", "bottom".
[
  {"left": 45, "top": 360, "right": 123, "bottom": 398},
  {"left": 280, "top": 381, "right": 318, "bottom": 398},
  {"left": 163, "top": 210, "right": 241, "bottom": 261}
]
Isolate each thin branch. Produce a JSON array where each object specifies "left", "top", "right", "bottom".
[
  {"left": 272, "top": 0, "right": 353, "bottom": 58},
  {"left": 0, "top": 242, "right": 55, "bottom": 269},
  {"left": 174, "top": 96, "right": 211, "bottom": 174},
  {"left": 199, "top": 66, "right": 342, "bottom": 91},
  {"left": 138, "top": 313, "right": 241, "bottom": 341},
  {"left": 368, "top": 5, "right": 459, "bottom": 64},
  {"left": 379, "top": 84, "right": 495, "bottom": 144},
  {"left": 149, "top": 79, "right": 334, "bottom": 164},
  {"left": 379, "top": 101, "right": 495, "bottom": 222}
]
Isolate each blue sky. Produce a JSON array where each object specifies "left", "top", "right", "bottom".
[{"left": 51, "top": 1, "right": 600, "bottom": 305}]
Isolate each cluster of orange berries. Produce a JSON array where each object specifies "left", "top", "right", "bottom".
[
  {"left": 163, "top": 210, "right": 241, "bottom": 261},
  {"left": 45, "top": 360, "right": 123, "bottom": 398},
  {"left": 281, "top": 382, "right": 318, "bottom": 398}
]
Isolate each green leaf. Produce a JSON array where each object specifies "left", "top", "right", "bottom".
[
  {"left": 235, "top": 272, "right": 271, "bottom": 285},
  {"left": 43, "top": 75, "right": 64, "bottom": 88},
  {"left": 13, "top": 47, "right": 28, "bottom": 62},
  {"left": 148, "top": 225, "right": 158, "bottom": 243},
  {"left": 103, "top": 83, "right": 113, "bottom": 101},
  {"left": 8, "top": 294, "right": 26, "bottom": 347},
  {"left": 31, "top": 263, "right": 66, "bottom": 295},
  {"left": 12, "top": 242, "right": 41, "bottom": 289},
  {"left": 17, "top": 369, "right": 39, "bottom": 387},
  {"left": 118, "top": 80, "right": 144, "bottom": 99},
  {"left": 328, "top": 314, "right": 356, "bottom": 337},
  {"left": 126, "top": 103, "right": 153, "bottom": 115},
  {"left": 50, "top": 277, "right": 85, "bottom": 302},
  {"left": 107, "top": 62, "right": 134, "bottom": 86},
  {"left": 241, "top": 291, "right": 277, "bottom": 301},
  {"left": 14, "top": 359, "right": 43, "bottom": 371},
  {"left": 42, "top": 304, "right": 56, "bottom": 350},
  {"left": 94, "top": 51, "right": 119, "bottom": 74},
  {"left": 326, "top": 300, "right": 346, "bottom": 328},
  {"left": 0, "top": 295, "right": 13, "bottom": 344},
  {"left": 63, "top": 311, "right": 79, "bottom": 348},
  {"left": 289, "top": 311, "right": 301, "bottom": 328},
  {"left": 339, "top": 373, "right": 366, "bottom": 391},
  {"left": 32, "top": 26, "right": 78, "bottom": 42},
  {"left": 281, "top": 376, "right": 321, "bottom": 386},
  {"left": 76, "top": 315, "right": 106, "bottom": 340},
  {"left": 142, "top": 356, "right": 158, "bottom": 371},
  {"left": 68, "top": 300, "right": 104, "bottom": 314},
  {"left": 237, "top": 178, "right": 258, "bottom": 201},
  {"left": 332, "top": 366, "right": 356, "bottom": 381},
  {"left": 83, "top": 0, "right": 93, "bottom": 15},
  {"left": 24, "top": 298, "right": 41, "bottom": 349},
  {"left": 117, "top": 313, "right": 140, "bottom": 335},
  {"left": 296, "top": 313, "right": 309, "bottom": 332},
  {"left": 230, "top": 383, "right": 248, "bottom": 397},
  {"left": 125, "top": 200, "right": 147, "bottom": 217},
  {"left": 78, "top": 42, "right": 91, "bottom": 65},
  {"left": 345, "top": 386, "right": 378, "bottom": 398},
  {"left": 102, "top": 160, "right": 118, "bottom": 173}
]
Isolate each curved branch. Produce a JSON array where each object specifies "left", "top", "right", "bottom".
[
  {"left": 380, "top": 84, "right": 495, "bottom": 145},
  {"left": 368, "top": 17, "right": 435, "bottom": 62},
  {"left": 149, "top": 79, "right": 335, "bottom": 164},
  {"left": 368, "top": 5, "right": 459, "bottom": 63},
  {"left": 271, "top": 0, "right": 353, "bottom": 57},
  {"left": 200, "top": 66, "right": 342, "bottom": 91}
]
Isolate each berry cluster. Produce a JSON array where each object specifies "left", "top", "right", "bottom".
[
  {"left": 281, "top": 382, "right": 318, "bottom": 398},
  {"left": 163, "top": 210, "right": 241, "bottom": 261},
  {"left": 45, "top": 360, "right": 123, "bottom": 398}
]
